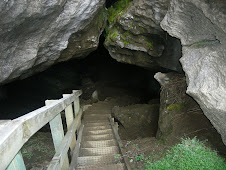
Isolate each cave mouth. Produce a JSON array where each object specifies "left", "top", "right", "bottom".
[{"left": 0, "top": 34, "right": 161, "bottom": 120}]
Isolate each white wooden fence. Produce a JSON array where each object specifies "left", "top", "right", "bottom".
[{"left": 0, "top": 90, "right": 82, "bottom": 170}]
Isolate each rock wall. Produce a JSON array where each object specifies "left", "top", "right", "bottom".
[
  {"left": 0, "top": 0, "right": 106, "bottom": 84},
  {"left": 154, "top": 72, "right": 226, "bottom": 153},
  {"left": 161, "top": 0, "right": 226, "bottom": 145},
  {"left": 112, "top": 104, "right": 159, "bottom": 139},
  {"left": 104, "top": 0, "right": 182, "bottom": 71}
]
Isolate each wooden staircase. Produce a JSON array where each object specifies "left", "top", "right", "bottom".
[
  {"left": 0, "top": 90, "right": 131, "bottom": 170},
  {"left": 72, "top": 102, "right": 130, "bottom": 170}
]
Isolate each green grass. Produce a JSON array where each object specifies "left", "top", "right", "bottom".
[
  {"left": 144, "top": 138, "right": 226, "bottom": 170},
  {"left": 108, "top": 0, "right": 132, "bottom": 24}
]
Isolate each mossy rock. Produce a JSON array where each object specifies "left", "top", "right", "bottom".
[
  {"left": 107, "top": 0, "right": 132, "bottom": 24},
  {"left": 166, "top": 103, "right": 184, "bottom": 111}
]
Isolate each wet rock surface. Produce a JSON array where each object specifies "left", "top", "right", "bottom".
[
  {"left": 155, "top": 72, "right": 226, "bottom": 156},
  {"left": 112, "top": 104, "right": 159, "bottom": 139},
  {"left": 0, "top": 0, "right": 106, "bottom": 84},
  {"left": 161, "top": 0, "right": 226, "bottom": 145},
  {"left": 104, "top": 0, "right": 182, "bottom": 71}
]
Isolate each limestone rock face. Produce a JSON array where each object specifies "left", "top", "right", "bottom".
[
  {"left": 161, "top": 0, "right": 226, "bottom": 145},
  {"left": 104, "top": 0, "right": 182, "bottom": 71},
  {"left": 0, "top": 0, "right": 106, "bottom": 84},
  {"left": 154, "top": 72, "right": 226, "bottom": 151}
]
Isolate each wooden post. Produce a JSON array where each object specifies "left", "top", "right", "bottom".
[
  {"left": 6, "top": 151, "right": 26, "bottom": 170},
  {"left": 73, "top": 90, "right": 80, "bottom": 117},
  {"left": 46, "top": 100, "right": 69, "bottom": 170},
  {"left": 63, "top": 94, "right": 77, "bottom": 152}
]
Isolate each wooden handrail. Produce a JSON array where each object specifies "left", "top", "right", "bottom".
[
  {"left": 48, "top": 109, "right": 83, "bottom": 169},
  {"left": 109, "top": 118, "right": 132, "bottom": 170},
  {"left": 0, "top": 90, "right": 82, "bottom": 170}
]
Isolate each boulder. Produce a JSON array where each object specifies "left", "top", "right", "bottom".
[
  {"left": 161, "top": 0, "right": 226, "bottom": 145},
  {"left": 112, "top": 104, "right": 159, "bottom": 139},
  {"left": 154, "top": 72, "right": 226, "bottom": 153},
  {"left": 104, "top": 0, "right": 182, "bottom": 71},
  {"left": 0, "top": 0, "right": 106, "bottom": 84}
]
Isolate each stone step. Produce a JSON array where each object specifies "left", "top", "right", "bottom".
[
  {"left": 79, "top": 146, "right": 120, "bottom": 156},
  {"left": 83, "top": 125, "right": 112, "bottom": 131},
  {"left": 76, "top": 163, "right": 125, "bottom": 170},
  {"left": 84, "top": 122, "right": 110, "bottom": 127},
  {"left": 77, "top": 154, "right": 122, "bottom": 166},
  {"left": 81, "top": 139, "right": 118, "bottom": 148},
  {"left": 82, "top": 134, "right": 115, "bottom": 141},
  {"left": 83, "top": 129, "right": 113, "bottom": 136}
]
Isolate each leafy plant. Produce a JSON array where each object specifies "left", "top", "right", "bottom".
[
  {"left": 135, "top": 154, "right": 145, "bottom": 162},
  {"left": 144, "top": 137, "right": 226, "bottom": 170},
  {"left": 114, "top": 154, "right": 121, "bottom": 159}
]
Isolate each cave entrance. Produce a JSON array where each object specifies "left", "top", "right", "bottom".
[
  {"left": 0, "top": 35, "right": 161, "bottom": 124},
  {"left": 78, "top": 35, "right": 160, "bottom": 103}
]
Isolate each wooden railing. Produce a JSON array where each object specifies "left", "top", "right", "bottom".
[{"left": 0, "top": 90, "right": 82, "bottom": 170}]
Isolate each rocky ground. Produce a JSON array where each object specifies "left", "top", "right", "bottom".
[{"left": 20, "top": 69, "right": 226, "bottom": 169}]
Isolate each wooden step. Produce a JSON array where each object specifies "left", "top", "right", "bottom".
[
  {"left": 84, "top": 119, "right": 109, "bottom": 123},
  {"left": 83, "top": 114, "right": 111, "bottom": 118},
  {"left": 79, "top": 146, "right": 120, "bottom": 156},
  {"left": 81, "top": 139, "right": 118, "bottom": 148},
  {"left": 85, "top": 106, "right": 112, "bottom": 112},
  {"left": 77, "top": 154, "right": 122, "bottom": 166},
  {"left": 83, "top": 125, "right": 111, "bottom": 131},
  {"left": 84, "top": 122, "right": 110, "bottom": 127},
  {"left": 82, "top": 134, "right": 115, "bottom": 141},
  {"left": 76, "top": 163, "right": 125, "bottom": 170},
  {"left": 83, "top": 129, "right": 113, "bottom": 136}
]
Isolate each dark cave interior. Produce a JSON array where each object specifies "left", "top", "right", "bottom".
[{"left": 0, "top": 35, "right": 161, "bottom": 119}]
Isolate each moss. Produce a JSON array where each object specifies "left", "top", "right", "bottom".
[
  {"left": 121, "top": 30, "right": 132, "bottom": 45},
  {"left": 106, "top": 25, "right": 133, "bottom": 46},
  {"left": 123, "top": 40, "right": 130, "bottom": 45},
  {"left": 106, "top": 27, "right": 119, "bottom": 42},
  {"left": 97, "top": 7, "right": 107, "bottom": 31},
  {"left": 138, "top": 26, "right": 145, "bottom": 32},
  {"left": 192, "top": 40, "right": 219, "bottom": 47},
  {"left": 129, "top": 21, "right": 133, "bottom": 30},
  {"left": 145, "top": 40, "right": 153, "bottom": 49},
  {"left": 166, "top": 103, "right": 184, "bottom": 111},
  {"left": 124, "top": 31, "right": 130, "bottom": 36},
  {"left": 108, "top": 0, "right": 132, "bottom": 24}
]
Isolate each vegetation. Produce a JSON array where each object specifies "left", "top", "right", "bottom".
[
  {"left": 145, "top": 40, "right": 153, "bottom": 49},
  {"left": 108, "top": 0, "right": 132, "bottom": 24},
  {"left": 105, "top": 27, "right": 119, "bottom": 43},
  {"left": 97, "top": 7, "right": 107, "bottom": 31},
  {"left": 21, "top": 132, "right": 55, "bottom": 162},
  {"left": 144, "top": 138, "right": 226, "bottom": 170},
  {"left": 167, "top": 103, "right": 184, "bottom": 111},
  {"left": 105, "top": 0, "right": 133, "bottom": 46},
  {"left": 192, "top": 39, "right": 219, "bottom": 47}
]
